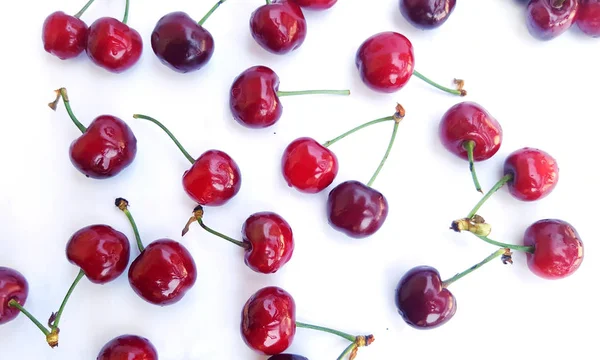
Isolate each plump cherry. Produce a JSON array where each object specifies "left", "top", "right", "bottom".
[
  {"left": 290, "top": 0, "right": 337, "bottom": 10},
  {"left": 250, "top": 0, "right": 307, "bottom": 55},
  {"left": 97, "top": 334, "right": 158, "bottom": 360},
  {"left": 42, "top": 12, "right": 88, "bottom": 60},
  {"left": 50, "top": 88, "right": 138, "bottom": 179},
  {"left": 269, "top": 355, "right": 308, "bottom": 360},
  {"left": 503, "top": 147, "right": 559, "bottom": 201},
  {"left": 526, "top": 0, "right": 579, "bottom": 40},
  {"left": 281, "top": 137, "right": 339, "bottom": 193},
  {"left": 230, "top": 66, "right": 350, "bottom": 129},
  {"left": 399, "top": 0, "right": 457, "bottom": 29},
  {"left": 576, "top": 0, "right": 600, "bottom": 36},
  {"left": 0, "top": 267, "right": 28, "bottom": 325}
]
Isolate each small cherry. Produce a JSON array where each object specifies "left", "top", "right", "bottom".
[
  {"left": 526, "top": 0, "right": 579, "bottom": 40},
  {"left": 269, "top": 355, "right": 309, "bottom": 360},
  {"left": 250, "top": 0, "right": 307, "bottom": 55},
  {"left": 230, "top": 65, "right": 350, "bottom": 129},
  {"left": 356, "top": 31, "right": 466, "bottom": 95},
  {"left": 181, "top": 206, "right": 294, "bottom": 274},
  {"left": 439, "top": 101, "right": 503, "bottom": 193},
  {"left": 151, "top": 0, "right": 228, "bottom": 73},
  {"left": 399, "top": 0, "right": 457, "bottom": 30},
  {"left": 289, "top": 0, "right": 337, "bottom": 10},
  {"left": 576, "top": 0, "right": 600, "bottom": 37},
  {"left": 97, "top": 334, "right": 158, "bottom": 360},
  {"left": 86, "top": 0, "right": 143, "bottom": 73},
  {"left": 42, "top": 0, "right": 96, "bottom": 60},
  {"left": 133, "top": 114, "right": 241, "bottom": 206},
  {"left": 49, "top": 87, "right": 137, "bottom": 179},
  {"left": 116, "top": 198, "right": 197, "bottom": 306},
  {"left": 0, "top": 267, "right": 28, "bottom": 325}
]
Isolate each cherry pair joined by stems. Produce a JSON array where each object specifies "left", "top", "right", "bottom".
[
  {"left": 181, "top": 206, "right": 294, "bottom": 274},
  {"left": 42, "top": 0, "right": 97, "bottom": 60},
  {"left": 576, "top": 1, "right": 600, "bottom": 37},
  {"left": 49, "top": 87, "right": 138, "bottom": 179},
  {"left": 133, "top": 114, "right": 242, "bottom": 206},
  {"left": 230, "top": 65, "right": 350, "bottom": 129},
  {"left": 116, "top": 198, "right": 197, "bottom": 306},
  {"left": 242, "top": 286, "right": 374, "bottom": 360},
  {"left": 97, "top": 334, "right": 158, "bottom": 359},
  {"left": 399, "top": 0, "right": 456, "bottom": 30},
  {"left": 356, "top": 31, "right": 466, "bottom": 95},
  {"left": 290, "top": 0, "right": 337, "bottom": 10},
  {"left": 526, "top": 0, "right": 579, "bottom": 40},
  {"left": 151, "top": 0, "right": 228, "bottom": 73},
  {"left": 251, "top": 0, "right": 307, "bottom": 55}
]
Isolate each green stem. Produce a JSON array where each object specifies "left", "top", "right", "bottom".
[
  {"left": 474, "top": 234, "right": 535, "bottom": 253},
  {"left": 367, "top": 120, "right": 400, "bottom": 187},
  {"left": 198, "top": 219, "right": 249, "bottom": 249},
  {"left": 277, "top": 90, "right": 350, "bottom": 97},
  {"left": 8, "top": 300, "right": 50, "bottom": 336},
  {"left": 49, "top": 88, "right": 87, "bottom": 134},
  {"left": 323, "top": 116, "right": 395, "bottom": 148},
  {"left": 74, "top": 0, "right": 97, "bottom": 18},
  {"left": 296, "top": 321, "right": 356, "bottom": 343},
  {"left": 198, "top": 0, "right": 227, "bottom": 26},
  {"left": 115, "top": 198, "right": 145, "bottom": 253},
  {"left": 122, "top": 0, "right": 130, "bottom": 24},
  {"left": 442, "top": 248, "right": 505, "bottom": 287},
  {"left": 412, "top": 70, "right": 464, "bottom": 96},
  {"left": 51, "top": 269, "right": 85, "bottom": 330},
  {"left": 466, "top": 174, "right": 513, "bottom": 218},
  {"left": 133, "top": 114, "right": 195, "bottom": 164},
  {"left": 337, "top": 343, "right": 357, "bottom": 360},
  {"left": 464, "top": 140, "right": 483, "bottom": 194},
  {"left": 266, "top": 0, "right": 271, "bottom": 4}
]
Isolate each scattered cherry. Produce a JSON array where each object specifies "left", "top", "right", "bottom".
[
  {"left": 281, "top": 137, "right": 339, "bottom": 193},
  {"left": 576, "top": 0, "right": 600, "bottom": 37},
  {"left": 290, "top": 0, "right": 337, "bottom": 10},
  {"left": 42, "top": 0, "right": 97, "bottom": 60},
  {"left": 97, "top": 334, "right": 158, "bottom": 360},
  {"left": 230, "top": 65, "right": 350, "bottom": 129},
  {"left": 503, "top": 147, "right": 559, "bottom": 201},
  {"left": 250, "top": 0, "right": 307, "bottom": 55},
  {"left": 0, "top": 267, "right": 28, "bottom": 325},
  {"left": 399, "top": 0, "right": 457, "bottom": 30},
  {"left": 526, "top": 0, "right": 579, "bottom": 40}
]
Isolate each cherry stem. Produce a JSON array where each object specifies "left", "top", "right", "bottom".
[
  {"left": 50, "top": 269, "right": 85, "bottom": 330},
  {"left": 442, "top": 248, "right": 508, "bottom": 287},
  {"left": 181, "top": 206, "right": 249, "bottom": 249},
  {"left": 463, "top": 140, "right": 483, "bottom": 194},
  {"left": 322, "top": 116, "right": 395, "bottom": 148},
  {"left": 276, "top": 90, "right": 351, "bottom": 97},
  {"left": 74, "top": 0, "right": 97, "bottom": 18},
  {"left": 122, "top": 0, "right": 130, "bottom": 24},
  {"left": 552, "top": 0, "right": 566, "bottom": 8},
  {"left": 133, "top": 114, "right": 195, "bottom": 164},
  {"left": 412, "top": 70, "right": 466, "bottom": 96},
  {"left": 48, "top": 88, "right": 87, "bottom": 134},
  {"left": 198, "top": 0, "right": 227, "bottom": 26},
  {"left": 266, "top": 0, "right": 271, "bottom": 4},
  {"left": 8, "top": 299, "right": 50, "bottom": 336},
  {"left": 466, "top": 173, "right": 513, "bottom": 218},
  {"left": 115, "top": 198, "right": 145, "bottom": 253},
  {"left": 473, "top": 233, "right": 535, "bottom": 253},
  {"left": 337, "top": 343, "right": 357, "bottom": 360},
  {"left": 296, "top": 321, "right": 356, "bottom": 342},
  {"left": 367, "top": 115, "right": 402, "bottom": 187}
]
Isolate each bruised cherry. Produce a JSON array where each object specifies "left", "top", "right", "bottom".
[
  {"left": 526, "top": 0, "right": 579, "bottom": 40},
  {"left": 250, "top": 0, "right": 307, "bottom": 54},
  {"left": 290, "top": 0, "right": 337, "bottom": 10},
  {"left": 281, "top": 137, "right": 339, "bottom": 193},
  {"left": 399, "top": 0, "right": 457, "bottom": 29},
  {"left": 0, "top": 267, "right": 28, "bottom": 325},
  {"left": 97, "top": 334, "right": 158, "bottom": 360}
]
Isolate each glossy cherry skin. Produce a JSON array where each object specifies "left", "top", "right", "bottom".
[
  {"left": 576, "top": 0, "right": 600, "bottom": 37},
  {"left": 230, "top": 66, "right": 282, "bottom": 129},
  {"left": 250, "top": 0, "right": 307, "bottom": 55},
  {"left": 87, "top": 17, "right": 143, "bottom": 73},
  {"left": 151, "top": 12, "right": 214, "bottom": 73},
  {"left": 439, "top": 102, "right": 502, "bottom": 162},
  {"left": 399, "top": 0, "right": 457, "bottom": 29},
  {"left": 182, "top": 150, "right": 242, "bottom": 206},
  {"left": 241, "top": 286, "right": 296, "bottom": 355},
  {"left": 395, "top": 266, "right": 456, "bottom": 329},
  {"left": 0, "top": 267, "right": 28, "bottom": 325},
  {"left": 355, "top": 32, "right": 415, "bottom": 93},
  {"left": 523, "top": 219, "right": 584, "bottom": 280},
  {"left": 526, "top": 0, "right": 579, "bottom": 40},
  {"left": 269, "top": 355, "right": 308, "bottom": 360},
  {"left": 327, "top": 181, "right": 389, "bottom": 238},
  {"left": 503, "top": 147, "right": 559, "bottom": 201},
  {"left": 69, "top": 115, "right": 137, "bottom": 179},
  {"left": 128, "top": 239, "right": 197, "bottom": 306},
  {"left": 242, "top": 212, "right": 294, "bottom": 274},
  {"left": 66, "top": 225, "right": 130, "bottom": 284},
  {"left": 281, "top": 137, "right": 339, "bottom": 193},
  {"left": 97, "top": 334, "right": 158, "bottom": 360},
  {"left": 290, "top": 0, "right": 337, "bottom": 10},
  {"left": 42, "top": 11, "right": 88, "bottom": 60}
]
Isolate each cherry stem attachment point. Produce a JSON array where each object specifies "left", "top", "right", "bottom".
[
  {"left": 466, "top": 173, "right": 513, "bottom": 218},
  {"left": 323, "top": 117, "right": 395, "bottom": 148},
  {"left": 74, "top": 0, "right": 97, "bottom": 18},
  {"left": 198, "top": 0, "right": 227, "bottom": 26},
  {"left": 442, "top": 248, "right": 510, "bottom": 287},
  {"left": 552, "top": 0, "right": 567, "bottom": 8},
  {"left": 48, "top": 88, "right": 87, "bottom": 134},
  {"left": 277, "top": 89, "right": 351, "bottom": 97},
  {"left": 8, "top": 299, "right": 50, "bottom": 336},
  {"left": 122, "top": 0, "right": 130, "bottom": 24},
  {"left": 367, "top": 105, "right": 404, "bottom": 187},
  {"left": 133, "top": 114, "right": 196, "bottom": 164},
  {"left": 181, "top": 206, "right": 249, "bottom": 249},
  {"left": 412, "top": 71, "right": 466, "bottom": 96},
  {"left": 473, "top": 233, "right": 535, "bottom": 253},
  {"left": 115, "top": 198, "right": 145, "bottom": 253},
  {"left": 463, "top": 140, "right": 483, "bottom": 193}
]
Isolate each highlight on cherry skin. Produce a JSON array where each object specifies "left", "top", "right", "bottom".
[
  {"left": 96, "top": 334, "right": 158, "bottom": 360},
  {"left": 250, "top": 0, "right": 307, "bottom": 55},
  {"left": 576, "top": 0, "right": 600, "bottom": 37},
  {"left": 230, "top": 65, "right": 350, "bottom": 129},
  {"left": 42, "top": 0, "right": 97, "bottom": 60},
  {"left": 526, "top": 0, "right": 579, "bottom": 40},
  {"left": 290, "top": 0, "right": 338, "bottom": 10},
  {"left": 399, "top": 0, "right": 457, "bottom": 30}
]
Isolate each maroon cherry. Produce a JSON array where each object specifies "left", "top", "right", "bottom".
[
  {"left": 230, "top": 65, "right": 350, "bottom": 129},
  {"left": 281, "top": 137, "right": 339, "bottom": 193},
  {"left": 526, "top": 0, "right": 579, "bottom": 40},
  {"left": 399, "top": 0, "right": 457, "bottom": 30},
  {"left": 97, "top": 334, "right": 158, "bottom": 360},
  {"left": 290, "top": 0, "right": 337, "bottom": 10},
  {"left": 269, "top": 355, "right": 309, "bottom": 360},
  {"left": 0, "top": 267, "right": 28, "bottom": 325},
  {"left": 439, "top": 101, "right": 503, "bottom": 193},
  {"left": 42, "top": 0, "right": 96, "bottom": 60},
  {"left": 250, "top": 0, "right": 307, "bottom": 55},
  {"left": 576, "top": 0, "right": 600, "bottom": 37}
]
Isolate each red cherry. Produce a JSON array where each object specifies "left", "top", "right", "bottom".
[
  {"left": 526, "top": 0, "right": 579, "bottom": 40},
  {"left": 250, "top": 0, "right": 307, "bottom": 55},
  {"left": 87, "top": 17, "right": 143, "bottom": 73},
  {"left": 281, "top": 137, "right": 339, "bottom": 193},
  {"left": 0, "top": 267, "right": 28, "bottom": 325},
  {"left": 290, "top": 0, "right": 337, "bottom": 10},
  {"left": 523, "top": 219, "right": 584, "bottom": 279},
  {"left": 503, "top": 147, "right": 559, "bottom": 201},
  {"left": 97, "top": 334, "right": 158, "bottom": 360},
  {"left": 576, "top": 0, "right": 600, "bottom": 36},
  {"left": 42, "top": 11, "right": 88, "bottom": 60},
  {"left": 399, "top": 0, "right": 457, "bottom": 29},
  {"left": 242, "top": 212, "right": 294, "bottom": 273}
]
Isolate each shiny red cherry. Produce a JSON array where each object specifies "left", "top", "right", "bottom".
[
  {"left": 0, "top": 267, "right": 28, "bottom": 325},
  {"left": 281, "top": 137, "right": 339, "bottom": 193},
  {"left": 241, "top": 286, "right": 296, "bottom": 355},
  {"left": 526, "top": 0, "right": 579, "bottom": 40},
  {"left": 87, "top": 17, "right": 143, "bottom": 73},
  {"left": 42, "top": 11, "right": 88, "bottom": 60},
  {"left": 576, "top": 0, "right": 600, "bottom": 36},
  {"left": 242, "top": 212, "right": 294, "bottom": 274},
  {"left": 66, "top": 225, "right": 130, "bottom": 284},
  {"left": 503, "top": 147, "right": 559, "bottom": 201},
  {"left": 230, "top": 66, "right": 282, "bottom": 128},
  {"left": 523, "top": 219, "right": 584, "bottom": 279},
  {"left": 269, "top": 355, "right": 308, "bottom": 360},
  {"left": 399, "top": 0, "right": 457, "bottom": 29},
  {"left": 250, "top": 0, "right": 307, "bottom": 54},
  {"left": 97, "top": 334, "right": 158, "bottom": 360},
  {"left": 290, "top": 0, "right": 337, "bottom": 10}
]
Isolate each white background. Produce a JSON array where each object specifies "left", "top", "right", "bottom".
[{"left": 1, "top": 0, "right": 598, "bottom": 359}]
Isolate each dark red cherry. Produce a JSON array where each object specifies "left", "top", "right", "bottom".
[
  {"left": 290, "top": 0, "right": 337, "bottom": 10},
  {"left": 66, "top": 225, "right": 130, "bottom": 284},
  {"left": 87, "top": 17, "right": 143, "bottom": 73},
  {"left": 97, "top": 334, "right": 158, "bottom": 360},
  {"left": 42, "top": 11, "right": 88, "bottom": 60},
  {"left": 269, "top": 355, "right": 309, "bottom": 360},
  {"left": 399, "top": 0, "right": 457, "bottom": 29},
  {"left": 230, "top": 66, "right": 282, "bottom": 128},
  {"left": 242, "top": 212, "right": 294, "bottom": 274},
  {"left": 250, "top": 0, "right": 307, "bottom": 54},
  {"left": 526, "top": 0, "right": 579, "bottom": 40},
  {"left": 503, "top": 147, "right": 559, "bottom": 201},
  {"left": 0, "top": 267, "right": 28, "bottom": 325},
  {"left": 523, "top": 219, "right": 584, "bottom": 280},
  {"left": 241, "top": 286, "right": 296, "bottom": 355},
  {"left": 576, "top": 0, "right": 600, "bottom": 36},
  {"left": 128, "top": 239, "right": 197, "bottom": 306},
  {"left": 395, "top": 266, "right": 456, "bottom": 329},
  {"left": 281, "top": 137, "right": 339, "bottom": 193}
]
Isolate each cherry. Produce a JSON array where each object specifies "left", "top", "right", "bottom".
[
  {"left": 0, "top": 267, "right": 28, "bottom": 325},
  {"left": 250, "top": 0, "right": 307, "bottom": 55},
  {"left": 86, "top": 0, "right": 143, "bottom": 73},
  {"left": 439, "top": 101, "right": 503, "bottom": 193},
  {"left": 399, "top": 0, "right": 457, "bottom": 30},
  {"left": 526, "top": 0, "right": 579, "bottom": 40},
  {"left": 281, "top": 138, "right": 339, "bottom": 193},
  {"left": 151, "top": 0, "right": 228, "bottom": 73},
  {"left": 97, "top": 334, "right": 158, "bottom": 360},
  {"left": 117, "top": 199, "right": 197, "bottom": 306},
  {"left": 356, "top": 32, "right": 466, "bottom": 95},
  {"left": 269, "top": 355, "right": 308, "bottom": 360},
  {"left": 230, "top": 65, "right": 350, "bottom": 129},
  {"left": 49, "top": 87, "right": 137, "bottom": 179},
  {"left": 576, "top": 0, "right": 600, "bottom": 37},
  {"left": 290, "top": 0, "right": 337, "bottom": 10},
  {"left": 42, "top": 0, "right": 97, "bottom": 60},
  {"left": 133, "top": 114, "right": 241, "bottom": 206}
]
